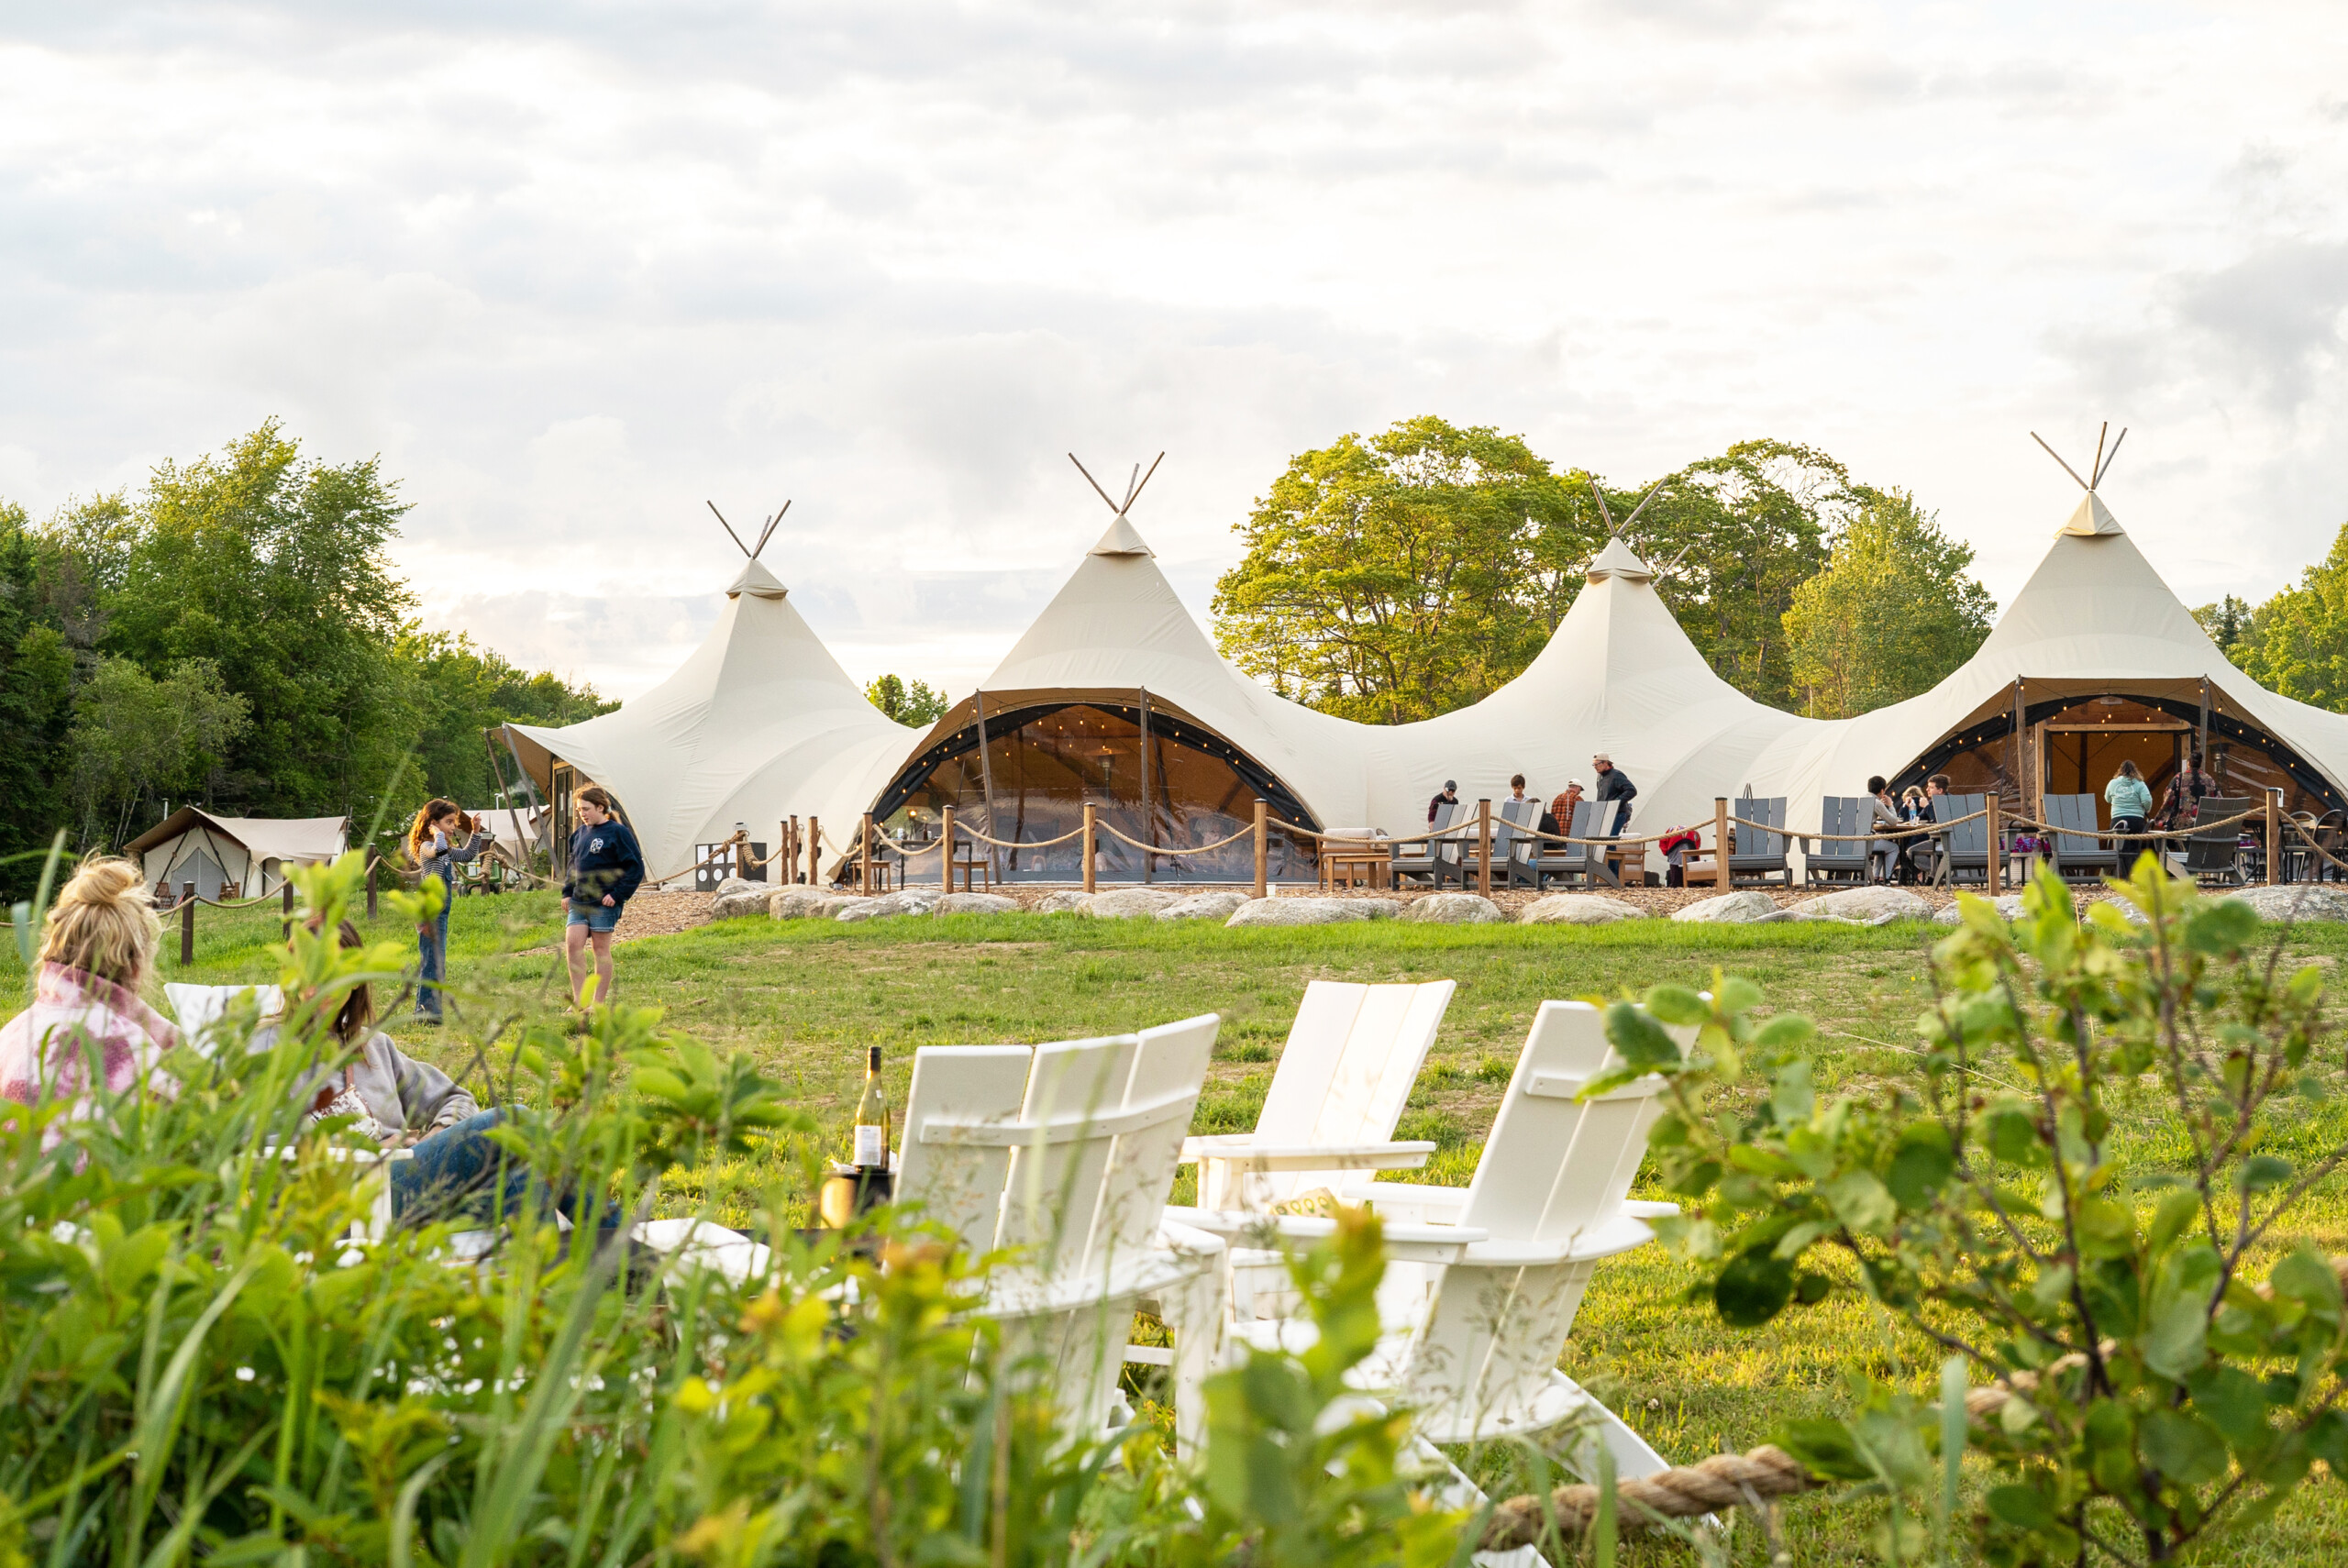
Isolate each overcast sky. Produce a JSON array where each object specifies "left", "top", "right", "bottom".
[{"left": 3, "top": 1, "right": 2343, "bottom": 700}]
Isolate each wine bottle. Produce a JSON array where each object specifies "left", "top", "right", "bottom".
[{"left": 849, "top": 1045, "right": 890, "bottom": 1170}]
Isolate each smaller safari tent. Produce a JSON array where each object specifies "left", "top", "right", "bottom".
[{"left": 126, "top": 810, "right": 350, "bottom": 901}]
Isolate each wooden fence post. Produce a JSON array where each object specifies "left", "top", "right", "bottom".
[
  {"left": 181, "top": 883, "right": 195, "bottom": 967},
  {"left": 1253, "top": 800, "right": 1268, "bottom": 900},
  {"left": 1714, "top": 798, "right": 1732, "bottom": 889},
  {"left": 2268, "top": 790, "right": 2283, "bottom": 886},
  {"left": 1478, "top": 800, "right": 1493, "bottom": 897},
  {"left": 1987, "top": 794, "right": 2002, "bottom": 897},
  {"left": 941, "top": 805, "right": 957, "bottom": 892},
  {"left": 860, "top": 813, "right": 876, "bottom": 894},
  {"left": 1081, "top": 802, "right": 1097, "bottom": 893},
  {"left": 365, "top": 856, "right": 378, "bottom": 920},
  {"left": 807, "top": 817, "right": 820, "bottom": 887}
]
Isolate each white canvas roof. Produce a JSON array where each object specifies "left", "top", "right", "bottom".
[
  {"left": 505, "top": 555, "right": 919, "bottom": 881},
  {"left": 1744, "top": 491, "right": 2348, "bottom": 836},
  {"left": 125, "top": 809, "right": 350, "bottom": 898}
]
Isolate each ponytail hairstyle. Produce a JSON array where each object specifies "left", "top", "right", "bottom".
[
  {"left": 39, "top": 856, "right": 160, "bottom": 989},
  {"left": 2119, "top": 759, "right": 2142, "bottom": 781},
  {"left": 404, "top": 799, "right": 461, "bottom": 864},
  {"left": 325, "top": 918, "right": 375, "bottom": 1044}
]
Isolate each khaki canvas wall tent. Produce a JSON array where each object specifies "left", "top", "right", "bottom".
[
  {"left": 127, "top": 810, "right": 351, "bottom": 902},
  {"left": 503, "top": 435, "right": 2348, "bottom": 887}
]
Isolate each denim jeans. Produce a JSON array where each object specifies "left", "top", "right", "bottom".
[
  {"left": 416, "top": 888, "right": 450, "bottom": 1019},
  {"left": 391, "top": 1108, "right": 620, "bottom": 1233}
]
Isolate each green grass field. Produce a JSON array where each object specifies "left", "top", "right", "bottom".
[{"left": 88, "top": 889, "right": 2348, "bottom": 1562}]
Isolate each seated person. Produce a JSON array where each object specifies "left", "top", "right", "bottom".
[
  {"left": 1, "top": 858, "right": 180, "bottom": 1135},
  {"left": 1545, "top": 779, "right": 1584, "bottom": 837}
]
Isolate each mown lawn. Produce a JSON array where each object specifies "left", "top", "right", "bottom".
[{"left": 80, "top": 889, "right": 2348, "bottom": 1563}]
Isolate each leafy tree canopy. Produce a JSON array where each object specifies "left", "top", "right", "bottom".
[
  {"left": 865, "top": 672, "right": 948, "bottom": 727},
  {"left": 1210, "top": 417, "right": 1600, "bottom": 724},
  {"left": 2, "top": 423, "right": 608, "bottom": 867},
  {"left": 1781, "top": 491, "right": 1997, "bottom": 719},
  {"left": 2225, "top": 524, "right": 2348, "bottom": 710},
  {"left": 1213, "top": 423, "right": 1955, "bottom": 721}
]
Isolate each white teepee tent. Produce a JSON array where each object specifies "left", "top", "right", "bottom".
[{"left": 504, "top": 505, "right": 918, "bottom": 882}]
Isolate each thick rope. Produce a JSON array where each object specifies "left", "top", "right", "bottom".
[
  {"left": 1092, "top": 821, "right": 1257, "bottom": 856},
  {"left": 2004, "top": 803, "right": 2265, "bottom": 845},
  {"left": 1479, "top": 1445, "right": 1817, "bottom": 1547},
  {"left": 952, "top": 823, "right": 1090, "bottom": 850}
]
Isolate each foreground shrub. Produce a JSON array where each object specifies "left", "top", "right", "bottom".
[
  {"left": 0, "top": 855, "right": 1464, "bottom": 1566},
  {"left": 1622, "top": 859, "right": 2348, "bottom": 1565}
]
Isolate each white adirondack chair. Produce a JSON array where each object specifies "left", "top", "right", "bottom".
[
  {"left": 895, "top": 1014, "right": 1225, "bottom": 1452},
  {"left": 1232, "top": 999, "right": 1680, "bottom": 1485},
  {"left": 1178, "top": 979, "right": 1455, "bottom": 1212}
]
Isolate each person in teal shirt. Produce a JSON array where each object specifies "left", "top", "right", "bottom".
[{"left": 2105, "top": 760, "right": 2154, "bottom": 848}]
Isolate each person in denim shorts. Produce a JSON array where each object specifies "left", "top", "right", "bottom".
[{"left": 563, "top": 786, "right": 643, "bottom": 1007}]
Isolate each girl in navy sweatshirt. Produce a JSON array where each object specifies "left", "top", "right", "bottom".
[{"left": 564, "top": 786, "right": 644, "bottom": 1007}]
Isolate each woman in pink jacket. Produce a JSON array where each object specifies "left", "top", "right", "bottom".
[{"left": 0, "top": 857, "right": 180, "bottom": 1130}]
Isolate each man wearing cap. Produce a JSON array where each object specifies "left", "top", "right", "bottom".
[
  {"left": 1427, "top": 779, "right": 1460, "bottom": 824},
  {"left": 1592, "top": 754, "right": 1637, "bottom": 835}
]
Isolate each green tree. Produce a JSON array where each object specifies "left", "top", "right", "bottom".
[
  {"left": 1612, "top": 438, "right": 1874, "bottom": 709},
  {"left": 1210, "top": 416, "right": 1597, "bottom": 723},
  {"left": 400, "top": 630, "right": 614, "bottom": 805},
  {"left": 2195, "top": 594, "right": 2253, "bottom": 657},
  {"left": 2228, "top": 525, "right": 2348, "bottom": 709},
  {"left": 63, "top": 421, "right": 420, "bottom": 822},
  {"left": 0, "top": 504, "right": 73, "bottom": 880},
  {"left": 1781, "top": 492, "right": 1997, "bottom": 718},
  {"left": 68, "top": 655, "right": 251, "bottom": 847},
  {"left": 864, "top": 672, "right": 948, "bottom": 726}
]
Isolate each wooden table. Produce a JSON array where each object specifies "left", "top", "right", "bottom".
[{"left": 1322, "top": 851, "right": 1390, "bottom": 891}]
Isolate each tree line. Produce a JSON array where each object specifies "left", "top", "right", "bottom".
[
  {"left": 1207, "top": 416, "right": 1999, "bottom": 724},
  {"left": 0, "top": 422, "right": 610, "bottom": 890},
  {"left": 2197, "top": 525, "right": 2348, "bottom": 711}
]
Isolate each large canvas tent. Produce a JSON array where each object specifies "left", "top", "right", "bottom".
[
  {"left": 1745, "top": 489, "right": 2348, "bottom": 856},
  {"left": 126, "top": 810, "right": 350, "bottom": 901},
  {"left": 500, "top": 553, "right": 919, "bottom": 884}
]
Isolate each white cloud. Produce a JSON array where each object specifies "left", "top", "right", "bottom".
[{"left": 3, "top": 0, "right": 2348, "bottom": 697}]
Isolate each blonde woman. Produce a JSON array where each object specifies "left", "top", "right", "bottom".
[{"left": 0, "top": 857, "right": 180, "bottom": 1126}]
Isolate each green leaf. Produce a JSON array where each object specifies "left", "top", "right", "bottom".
[
  {"left": 2182, "top": 898, "right": 2260, "bottom": 955},
  {"left": 2143, "top": 1292, "right": 2210, "bottom": 1380},
  {"left": 1752, "top": 1013, "right": 1816, "bottom": 1052},
  {"left": 1985, "top": 1484, "right": 2055, "bottom": 1529},
  {"left": 2141, "top": 1409, "right": 2231, "bottom": 1485},
  {"left": 1715, "top": 976, "right": 1762, "bottom": 1017},
  {"left": 1822, "top": 1170, "right": 1899, "bottom": 1236},
  {"left": 1642, "top": 984, "right": 1707, "bottom": 1026},
  {"left": 1714, "top": 1249, "right": 1796, "bottom": 1328},
  {"left": 2147, "top": 1187, "right": 2202, "bottom": 1256},
  {"left": 2237, "top": 1154, "right": 2293, "bottom": 1194},
  {"left": 1885, "top": 1123, "right": 1955, "bottom": 1211},
  {"left": 2268, "top": 1245, "right": 2344, "bottom": 1318},
  {"left": 1603, "top": 1001, "right": 1681, "bottom": 1070},
  {"left": 1769, "top": 1058, "right": 1815, "bottom": 1127}
]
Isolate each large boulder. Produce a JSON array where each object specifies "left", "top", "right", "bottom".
[
  {"left": 1401, "top": 893, "right": 1506, "bottom": 924},
  {"left": 936, "top": 891, "right": 1020, "bottom": 916},
  {"left": 710, "top": 886, "right": 773, "bottom": 921},
  {"left": 1031, "top": 890, "right": 1094, "bottom": 915},
  {"left": 713, "top": 877, "right": 765, "bottom": 900},
  {"left": 1785, "top": 887, "right": 1931, "bottom": 923},
  {"left": 836, "top": 888, "right": 942, "bottom": 923},
  {"left": 1085, "top": 888, "right": 1186, "bottom": 919},
  {"left": 1933, "top": 894, "right": 2030, "bottom": 926},
  {"left": 2232, "top": 884, "right": 2348, "bottom": 923},
  {"left": 772, "top": 889, "right": 861, "bottom": 920},
  {"left": 1225, "top": 896, "right": 1396, "bottom": 928},
  {"left": 1670, "top": 890, "right": 1785, "bottom": 924},
  {"left": 1157, "top": 890, "right": 1251, "bottom": 922},
  {"left": 1519, "top": 894, "right": 1645, "bottom": 926}
]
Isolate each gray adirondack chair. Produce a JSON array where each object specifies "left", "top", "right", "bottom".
[
  {"left": 1542, "top": 800, "right": 1619, "bottom": 889},
  {"left": 1389, "top": 801, "right": 1457, "bottom": 888},
  {"left": 1803, "top": 797, "right": 1871, "bottom": 885},
  {"left": 2043, "top": 794, "right": 2119, "bottom": 880},
  {"left": 1728, "top": 796, "right": 1791, "bottom": 885},
  {"left": 2183, "top": 798, "right": 2256, "bottom": 885},
  {"left": 1931, "top": 793, "right": 1993, "bottom": 885}
]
